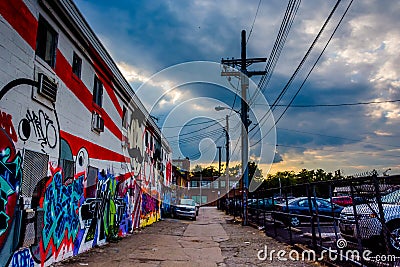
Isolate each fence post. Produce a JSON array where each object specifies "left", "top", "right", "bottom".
[
  {"left": 349, "top": 181, "right": 364, "bottom": 260},
  {"left": 373, "top": 174, "right": 391, "bottom": 254},
  {"left": 328, "top": 183, "right": 339, "bottom": 241},
  {"left": 313, "top": 185, "right": 323, "bottom": 247},
  {"left": 306, "top": 184, "right": 317, "bottom": 249},
  {"left": 284, "top": 188, "right": 293, "bottom": 245}
]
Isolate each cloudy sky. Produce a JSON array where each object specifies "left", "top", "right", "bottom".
[{"left": 74, "top": 0, "right": 400, "bottom": 177}]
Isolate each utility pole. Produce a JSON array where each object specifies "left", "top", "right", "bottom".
[
  {"left": 221, "top": 30, "right": 267, "bottom": 226},
  {"left": 225, "top": 115, "right": 229, "bottom": 194},
  {"left": 217, "top": 146, "right": 222, "bottom": 176}
]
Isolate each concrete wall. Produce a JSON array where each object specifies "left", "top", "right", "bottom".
[{"left": 0, "top": 0, "right": 172, "bottom": 266}]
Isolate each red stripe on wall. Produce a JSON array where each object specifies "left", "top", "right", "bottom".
[
  {"left": 0, "top": 0, "right": 38, "bottom": 49},
  {"left": 60, "top": 130, "right": 126, "bottom": 162},
  {"left": 101, "top": 77, "right": 123, "bottom": 118},
  {"left": 55, "top": 50, "right": 122, "bottom": 140},
  {"left": 1, "top": 1, "right": 124, "bottom": 139}
]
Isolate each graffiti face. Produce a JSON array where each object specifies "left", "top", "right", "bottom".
[
  {"left": 75, "top": 147, "right": 89, "bottom": 174},
  {"left": 127, "top": 111, "right": 144, "bottom": 177}
]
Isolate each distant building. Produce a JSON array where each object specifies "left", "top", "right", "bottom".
[{"left": 173, "top": 157, "right": 191, "bottom": 172}]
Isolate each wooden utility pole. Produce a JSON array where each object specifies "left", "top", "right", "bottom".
[{"left": 221, "top": 30, "right": 267, "bottom": 226}]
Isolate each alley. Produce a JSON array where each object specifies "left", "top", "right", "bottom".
[{"left": 54, "top": 208, "right": 316, "bottom": 267}]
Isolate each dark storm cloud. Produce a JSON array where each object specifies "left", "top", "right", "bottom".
[{"left": 74, "top": 0, "right": 400, "bottom": 174}]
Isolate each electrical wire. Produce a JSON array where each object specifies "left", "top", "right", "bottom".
[
  {"left": 252, "top": 99, "right": 400, "bottom": 107},
  {"left": 247, "top": 0, "right": 262, "bottom": 44},
  {"left": 250, "top": 0, "right": 347, "bottom": 147},
  {"left": 248, "top": 0, "right": 301, "bottom": 106},
  {"left": 168, "top": 128, "right": 225, "bottom": 145},
  {"left": 249, "top": 0, "right": 342, "bottom": 137},
  {"left": 161, "top": 117, "right": 225, "bottom": 129},
  {"left": 276, "top": 144, "right": 400, "bottom": 158},
  {"left": 278, "top": 127, "right": 400, "bottom": 149}
]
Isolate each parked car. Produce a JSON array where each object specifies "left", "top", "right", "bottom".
[
  {"left": 248, "top": 198, "right": 276, "bottom": 210},
  {"left": 274, "top": 196, "right": 296, "bottom": 204},
  {"left": 331, "top": 196, "right": 353, "bottom": 206},
  {"left": 339, "top": 189, "right": 400, "bottom": 254},
  {"left": 272, "top": 197, "right": 343, "bottom": 227},
  {"left": 172, "top": 198, "right": 197, "bottom": 220}
]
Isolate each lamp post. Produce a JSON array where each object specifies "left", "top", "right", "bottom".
[
  {"left": 215, "top": 107, "right": 234, "bottom": 195},
  {"left": 215, "top": 105, "right": 248, "bottom": 225}
]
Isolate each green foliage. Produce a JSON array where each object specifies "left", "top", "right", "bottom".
[{"left": 260, "top": 168, "right": 335, "bottom": 197}]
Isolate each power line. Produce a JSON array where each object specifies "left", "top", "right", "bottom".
[
  {"left": 249, "top": 0, "right": 342, "bottom": 138},
  {"left": 161, "top": 117, "right": 225, "bottom": 129},
  {"left": 250, "top": 0, "right": 352, "bottom": 148},
  {"left": 272, "top": 0, "right": 355, "bottom": 129},
  {"left": 278, "top": 127, "right": 400, "bottom": 149},
  {"left": 165, "top": 120, "right": 223, "bottom": 139},
  {"left": 169, "top": 128, "right": 225, "bottom": 145},
  {"left": 249, "top": 0, "right": 301, "bottom": 106},
  {"left": 276, "top": 144, "right": 400, "bottom": 158},
  {"left": 253, "top": 99, "right": 400, "bottom": 108},
  {"left": 247, "top": 0, "right": 262, "bottom": 44}
]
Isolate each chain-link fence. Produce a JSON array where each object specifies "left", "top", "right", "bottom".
[{"left": 219, "top": 175, "right": 400, "bottom": 266}]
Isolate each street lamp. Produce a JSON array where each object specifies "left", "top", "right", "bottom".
[
  {"left": 215, "top": 105, "right": 249, "bottom": 226},
  {"left": 215, "top": 106, "right": 240, "bottom": 114}
]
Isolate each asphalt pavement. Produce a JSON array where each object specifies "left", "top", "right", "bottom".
[{"left": 53, "top": 207, "right": 318, "bottom": 267}]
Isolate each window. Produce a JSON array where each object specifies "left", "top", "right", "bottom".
[
  {"left": 201, "top": 181, "right": 210, "bottom": 188},
  {"left": 213, "top": 181, "right": 219, "bottom": 189},
  {"left": 220, "top": 181, "right": 226, "bottom": 188},
  {"left": 72, "top": 52, "right": 82, "bottom": 78},
  {"left": 190, "top": 181, "right": 199, "bottom": 188},
  {"left": 122, "top": 106, "right": 128, "bottom": 128},
  {"left": 93, "top": 75, "right": 103, "bottom": 107},
  {"left": 36, "top": 16, "right": 58, "bottom": 68}
]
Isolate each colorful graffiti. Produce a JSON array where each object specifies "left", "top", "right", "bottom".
[
  {"left": 0, "top": 110, "right": 18, "bottom": 142},
  {"left": 140, "top": 193, "right": 159, "bottom": 228},
  {"left": 40, "top": 166, "right": 84, "bottom": 257},
  {"left": 119, "top": 180, "right": 141, "bottom": 235},
  {"left": 0, "top": 52, "right": 165, "bottom": 267},
  {"left": 10, "top": 248, "right": 34, "bottom": 267},
  {"left": 0, "top": 127, "right": 23, "bottom": 267}
]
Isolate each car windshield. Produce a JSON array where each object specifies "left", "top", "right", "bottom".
[
  {"left": 381, "top": 190, "right": 400, "bottom": 204},
  {"left": 180, "top": 199, "right": 195, "bottom": 206}
]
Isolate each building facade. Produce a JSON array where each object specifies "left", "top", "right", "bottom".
[{"left": 0, "top": 0, "right": 172, "bottom": 266}]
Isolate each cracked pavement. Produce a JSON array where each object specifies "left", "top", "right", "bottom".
[{"left": 53, "top": 207, "right": 318, "bottom": 267}]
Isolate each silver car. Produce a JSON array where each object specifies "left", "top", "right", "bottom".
[
  {"left": 339, "top": 189, "right": 400, "bottom": 254},
  {"left": 173, "top": 199, "right": 197, "bottom": 220}
]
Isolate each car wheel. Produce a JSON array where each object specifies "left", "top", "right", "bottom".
[
  {"left": 290, "top": 216, "right": 301, "bottom": 227},
  {"left": 388, "top": 222, "right": 400, "bottom": 255}
]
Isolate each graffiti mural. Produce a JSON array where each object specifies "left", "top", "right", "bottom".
[
  {"left": 18, "top": 109, "right": 58, "bottom": 153},
  {"left": 10, "top": 248, "right": 34, "bottom": 267},
  {"left": 0, "top": 110, "right": 18, "bottom": 142},
  {"left": 118, "top": 180, "right": 141, "bottom": 235},
  {"left": 140, "top": 193, "right": 159, "bottom": 228},
  {"left": 127, "top": 109, "right": 144, "bottom": 178},
  {"left": 40, "top": 166, "right": 84, "bottom": 256},
  {"left": 0, "top": 0, "right": 171, "bottom": 263}
]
